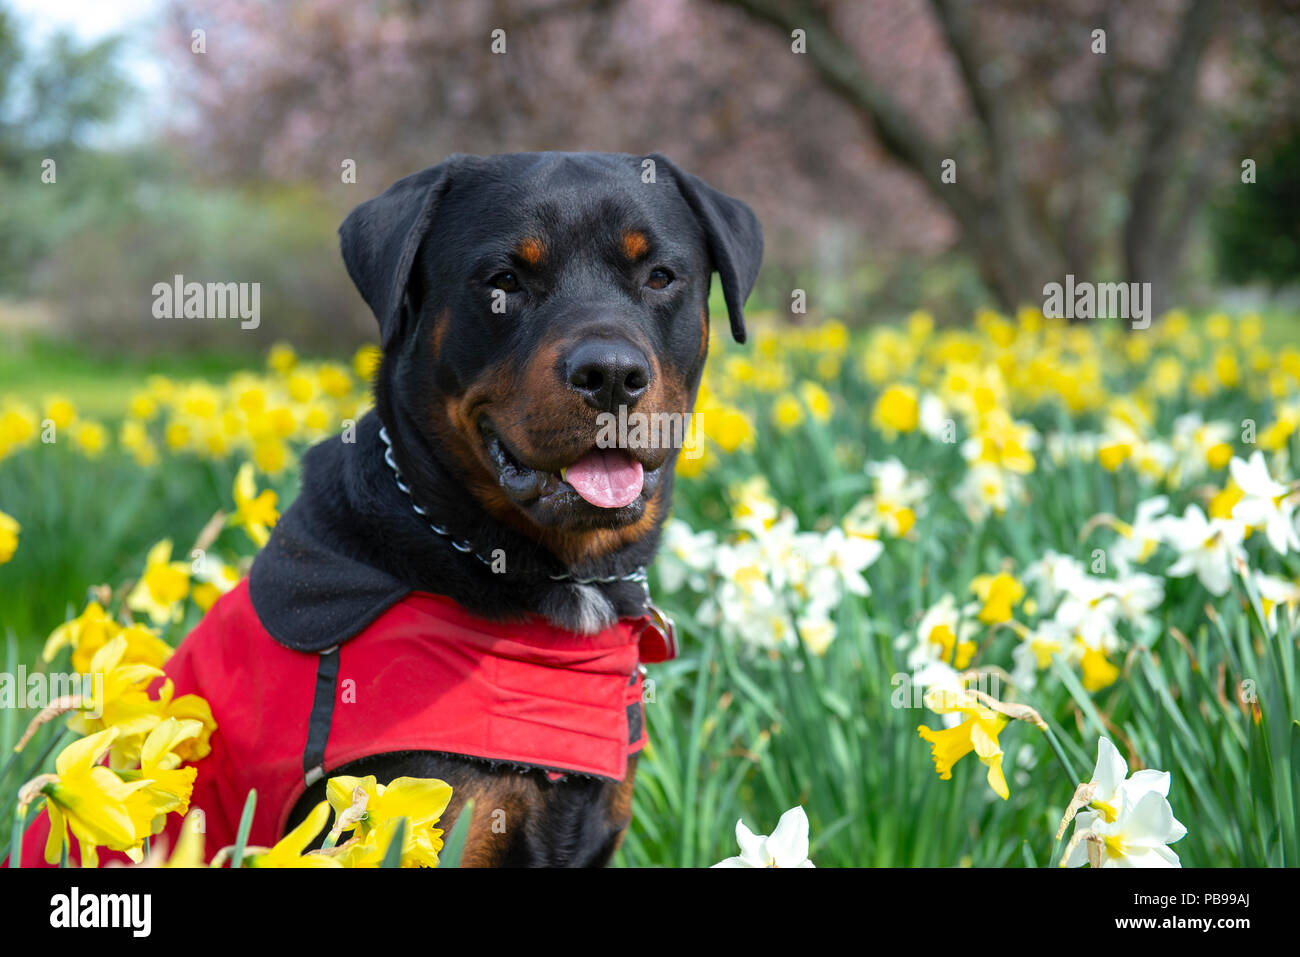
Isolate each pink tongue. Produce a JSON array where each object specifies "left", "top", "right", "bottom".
[{"left": 564, "top": 449, "right": 644, "bottom": 508}]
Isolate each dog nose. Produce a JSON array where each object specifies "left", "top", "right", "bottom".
[{"left": 564, "top": 338, "right": 652, "bottom": 412}]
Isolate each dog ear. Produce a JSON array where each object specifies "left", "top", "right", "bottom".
[
  {"left": 649, "top": 153, "right": 763, "bottom": 344},
  {"left": 338, "top": 157, "right": 461, "bottom": 350}
]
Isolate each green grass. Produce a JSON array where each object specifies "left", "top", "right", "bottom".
[{"left": 0, "top": 331, "right": 256, "bottom": 416}]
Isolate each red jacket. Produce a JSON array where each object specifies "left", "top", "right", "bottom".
[{"left": 19, "top": 579, "right": 669, "bottom": 866}]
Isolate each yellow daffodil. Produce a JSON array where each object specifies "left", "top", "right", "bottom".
[
  {"left": 28, "top": 727, "right": 155, "bottom": 867},
  {"left": 969, "top": 571, "right": 1025, "bottom": 625},
  {"left": 44, "top": 603, "right": 173, "bottom": 674},
  {"left": 245, "top": 800, "right": 342, "bottom": 868},
  {"left": 193, "top": 559, "right": 241, "bottom": 612},
  {"left": 71, "top": 421, "right": 109, "bottom": 458},
  {"left": 152, "top": 680, "right": 217, "bottom": 763},
  {"left": 119, "top": 719, "right": 202, "bottom": 831},
  {"left": 771, "top": 393, "right": 804, "bottom": 431},
  {"left": 798, "top": 381, "right": 833, "bottom": 424},
  {"left": 230, "top": 462, "right": 279, "bottom": 547},
  {"left": 709, "top": 406, "right": 756, "bottom": 453},
  {"left": 119, "top": 809, "right": 207, "bottom": 868},
  {"left": 917, "top": 688, "right": 1010, "bottom": 800},
  {"left": 43, "top": 601, "right": 120, "bottom": 666},
  {"left": 44, "top": 396, "right": 78, "bottom": 430},
  {"left": 253, "top": 437, "right": 289, "bottom": 475},
  {"left": 126, "top": 539, "right": 191, "bottom": 625},
  {"left": 67, "top": 635, "right": 167, "bottom": 765},
  {"left": 354, "top": 344, "right": 383, "bottom": 382},
  {"left": 0, "top": 508, "right": 22, "bottom": 563},
  {"left": 325, "top": 774, "right": 453, "bottom": 868},
  {"left": 267, "top": 342, "right": 298, "bottom": 374},
  {"left": 872, "top": 384, "right": 919, "bottom": 434},
  {"left": 1080, "top": 645, "right": 1120, "bottom": 692}
]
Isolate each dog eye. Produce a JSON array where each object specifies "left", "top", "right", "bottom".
[
  {"left": 646, "top": 268, "right": 674, "bottom": 290},
  {"left": 490, "top": 272, "right": 521, "bottom": 293}
]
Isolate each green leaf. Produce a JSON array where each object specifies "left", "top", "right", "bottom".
[
  {"left": 229, "top": 789, "right": 257, "bottom": 869},
  {"left": 439, "top": 798, "right": 475, "bottom": 869}
]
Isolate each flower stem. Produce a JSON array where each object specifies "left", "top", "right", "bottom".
[
  {"left": 9, "top": 802, "right": 27, "bottom": 869},
  {"left": 1040, "top": 721, "right": 1080, "bottom": 783}
]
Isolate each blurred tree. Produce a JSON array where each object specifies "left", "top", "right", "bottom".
[
  {"left": 717, "top": 0, "right": 1300, "bottom": 314},
  {"left": 0, "top": 4, "right": 131, "bottom": 170},
  {"left": 1212, "top": 131, "right": 1300, "bottom": 287},
  {"left": 159, "top": 0, "right": 955, "bottom": 315},
  {"left": 0, "top": 2, "right": 132, "bottom": 293},
  {"left": 153, "top": 0, "right": 1300, "bottom": 315}
]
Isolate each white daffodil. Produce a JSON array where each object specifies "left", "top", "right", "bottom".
[
  {"left": 1112, "top": 496, "right": 1169, "bottom": 567},
  {"left": 796, "top": 612, "right": 836, "bottom": 656},
  {"left": 1106, "top": 571, "right": 1164, "bottom": 631},
  {"left": 919, "top": 392, "right": 954, "bottom": 443},
  {"left": 1160, "top": 505, "right": 1245, "bottom": 596},
  {"left": 751, "top": 511, "right": 803, "bottom": 592},
  {"left": 1010, "top": 618, "right": 1070, "bottom": 692},
  {"left": 1066, "top": 792, "right": 1188, "bottom": 868},
  {"left": 657, "top": 518, "right": 717, "bottom": 593},
  {"left": 1171, "top": 412, "right": 1235, "bottom": 481},
  {"left": 730, "top": 476, "right": 781, "bottom": 536},
  {"left": 1230, "top": 451, "right": 1300, "bottom": 555},
  {"left": 712, "top": 806, "right": 814, "bottom": 868},
  {"left": 845, "top": 458, "right": 931, "bottom": 538},
  {"left": 801, "top": 527, "right": 881, "bottom": 599},
  {"left": 955, "top": 463, "right": 1022, "bottom": 521},
  {"left": 1081, "top": 737, "right": 1174, "bottom": 822},
  {"left": 1054, "top": 575, "right": 1122, "bottom": 655},
  {"left": 1129, "top": 438, "right": 1177, "bottom": 484},
  {"left": 905, "top": 594, "right": 981, "bottom": 672},
  {"left": 1252, "top": 572, "right": 1300, "bottom": 633},
  {"left": 1023, "top": 550, "right": 1089, "bottom": 609},
  {"left": 1064, "top": 738, "right": 1186, "bottom": 868}
]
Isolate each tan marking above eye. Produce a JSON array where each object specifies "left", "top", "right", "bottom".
[
  {"left": 620, "top": 231, "right": 649, "bottom": 261},
  {"left": 517, "top": 237, "right": 545, "bottom": 265}
]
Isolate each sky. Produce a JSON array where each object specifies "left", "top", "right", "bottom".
[{"left": 8, "top": 0, "right": 167, "bottom": 143}]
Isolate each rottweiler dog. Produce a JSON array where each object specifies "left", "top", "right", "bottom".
[{"left": 252, "top": 152, "right": 763, "bottom": 866}]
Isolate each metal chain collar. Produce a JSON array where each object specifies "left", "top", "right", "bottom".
[{"left": 377, "top": 425, "right": 649, "bottom": 587}]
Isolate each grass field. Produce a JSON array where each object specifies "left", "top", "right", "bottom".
[{"left": 2, "top": 307, "right": 1299, "bottom": 867}]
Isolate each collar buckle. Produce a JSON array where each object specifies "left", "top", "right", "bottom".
[{"left": 635, "top": 602, "right": 678, "bottom": 663}]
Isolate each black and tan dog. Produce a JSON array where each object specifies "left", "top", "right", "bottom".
[{"left": 239, "top": 152, "right": 763, "bottom": 866}]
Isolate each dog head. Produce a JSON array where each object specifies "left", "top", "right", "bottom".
[{"left": 340, "top": 152, "right": 762, "bottom": 566}]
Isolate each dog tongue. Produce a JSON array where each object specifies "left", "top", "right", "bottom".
[{"left": 564, "top": 449, "right": 644, "bottom": 508}]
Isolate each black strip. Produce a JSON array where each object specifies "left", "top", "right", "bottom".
[
  {"left": 626, "top": 673, "right": 644, "bottom": 746},
  {"left": 626, "top": 701, "right": 644, "bottom": 746},
  {"left": 303, "top": 646, "right": 341, "bottom": 780}
]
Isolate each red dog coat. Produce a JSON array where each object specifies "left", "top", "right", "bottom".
[{"left": 18, "top": 578, "right": 673, "bottom": 866}]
